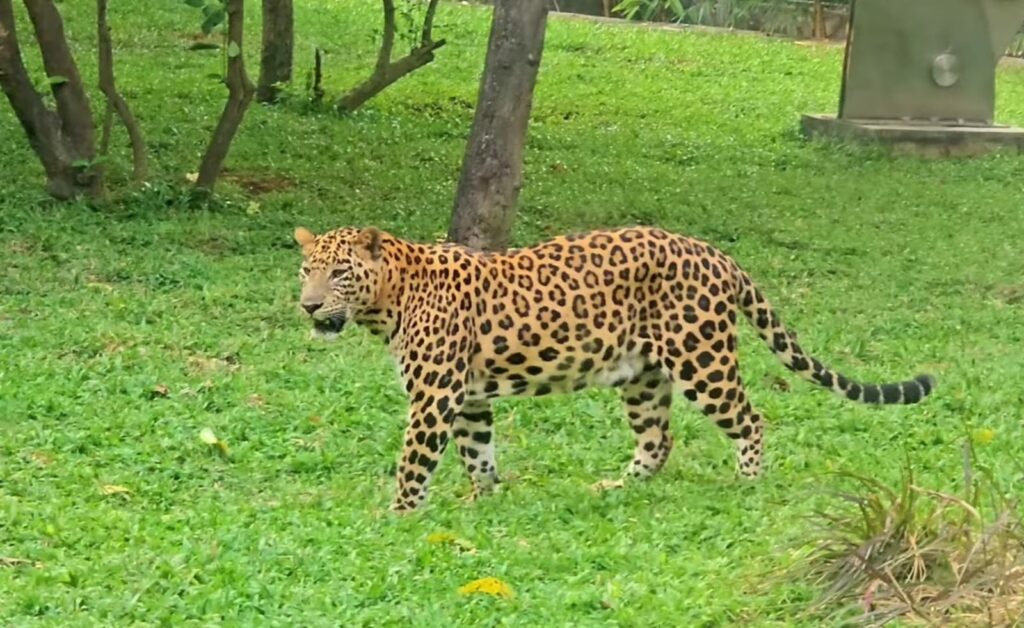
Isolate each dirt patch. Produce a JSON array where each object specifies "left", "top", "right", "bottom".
[
  {"left": 181, "top": 31, "right": 221, "bottom": 51},
  {"left": 6, "top": 240, "right": 33, "bottom": 256},
  {"left": 995, "top": 284, "right": 1024, "bottom": 305},
  {"left": 221, "top": 171, "right": 296, "bottom": 195}
]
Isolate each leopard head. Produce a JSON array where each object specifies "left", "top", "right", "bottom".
[{"left": 293, "top": 226, "right": 385, "bottom": 339}]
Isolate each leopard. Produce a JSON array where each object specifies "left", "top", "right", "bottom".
[{"left": 293, "top": 225, "right": 936, "bottom": 513}]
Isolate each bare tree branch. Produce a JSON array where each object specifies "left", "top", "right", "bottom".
[
  {"left": 97, "top": 0, "right": 147, "bottom": 181},
  {"left": 335, "top": 0, "right": 445, "bottom": 114},
  {"left": 100, "top": 103, "right": 113, "bottom": 155},
  {"left": 376, "top": 0, "right": 396, "bottom": 75},
  {"left": 421, "top": 0, "right": 440, "bottom": 46},
  {"left": 196, "top": 0, "right": 255, "bottom": 192}
]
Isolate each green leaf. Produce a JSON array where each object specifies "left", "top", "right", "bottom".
[
  {"left": 71, "top": 159, "right": 91, "bottom": 168},
  {"left": 46, "top": 75, "right": 68, "bottom": 86},
  {"left": 227, "top": 41, "right": 241, "bottom": 58},
  {"left": 200, "top": 9, "right": 225, "bottom": 34},
  {"left": 183, "top": 0, "right": 204, "bottom": 7},
  {"left": 200, "top": 2, "right": 224, "bottom": 18}
]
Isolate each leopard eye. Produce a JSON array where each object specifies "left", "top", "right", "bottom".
[
  {"left": 331, "top": 268, "right": 347, "bottom": 280},
  {"left": 300, "top": 265, "right": 311, "bottom": 278}
]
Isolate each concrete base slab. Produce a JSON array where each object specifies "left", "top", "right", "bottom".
[{"left": 801, "top": 114, "right": 1024, "bottom": 157}]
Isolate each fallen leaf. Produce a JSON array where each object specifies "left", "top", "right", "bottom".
[
  {"left": 426, "top": 531, "right": 477, "bottom": 553},
  {"left": 199, "top": 428, "right": 230, "bottom": 455},
  {"left": 426, "top": 531, "right": 459, "bottom": 545},
  {"left": 458, "top": 577, "right": 513, "bottom": 599},
  {"left": 199, "top": 428, "right": 219, "bottom": 445},
  {"left": 188, "top": 354, "right": 239, "bottom": 374},
  {"left": 29, "top": 451, "right": 53, "bottom": 466},
  {"left": 591, "top": 478, "right": 625, "bottom": 492},
  {"left": 247, "top": 394, "right": 265, "bottom": 407},
  {"left": 100, "top": 484, "right": 132, "bottom": 496},
  {"left": 185, "top": 172, "right": 198, "bottom": 183},
  {"left": 972, "top": 428, "right": 996, "bottom": 445},
  {"left": 308, "top": 415, "right": 322, "bottom": 425},
  {"left": 862, "top": 578, "right": 881, "bottom": 611},
  {"left": 150, "top": 384, "right": 170, "bottom": 399}
]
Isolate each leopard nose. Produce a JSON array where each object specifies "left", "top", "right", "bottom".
[{"left": 302, "top": 302, "right": 323, "bottom": 315}]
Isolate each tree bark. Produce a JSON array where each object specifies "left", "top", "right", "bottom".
[
  {"left": 447, "top": 0, "right": 548, "bottom": 252},
  {"left": 0, "top": 0, "right": 100, "bottom": 199},
  {"left": 335, "top": 0, "right": 446, "bottom": 114},
  {"left": 196, "top": 0, "right": 255, "bottom": 192},
  {"left": 812, "top": 0, "right": 825, "bottom": 40},
  {"left": 97, "top": 0, "right": 147, "bottom": 181},
  {"left": 256, "top": 0, "right": 292, "bottom": 103},
  {"left": 311, "top": 46, "right": 324, "bottom": 104}
]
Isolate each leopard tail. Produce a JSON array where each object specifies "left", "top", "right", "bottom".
[{"left": 730, "top": 263, "right": 936, "bottom": 405}]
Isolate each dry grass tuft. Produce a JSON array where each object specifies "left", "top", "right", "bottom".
[{"left": 789, "top": 446, "right": 1024, "bottom": 626}]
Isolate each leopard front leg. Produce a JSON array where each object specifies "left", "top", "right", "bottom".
[
  {"left": 391, "top": 391, "right": 458, "bottom": 513},
  {"left": 390, "top": 316, "right": 471, "bottom": 513},
  {"left": 452, "top": 398, "right": 500, "bottom": 500}
]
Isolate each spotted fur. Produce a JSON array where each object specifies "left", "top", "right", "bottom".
[{"left": 294, "top": 225, "right": 936, "bottom": 512}]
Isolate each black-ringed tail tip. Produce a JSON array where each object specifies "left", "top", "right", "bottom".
[{"left": 824, "top": 370, "right": 936, "bottom": 405}]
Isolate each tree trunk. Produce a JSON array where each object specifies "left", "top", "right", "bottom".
[
  {"left": 0, "top": 0, "right": 100, "bottom": 199},
  {"left": 256, "top": 0, "right": 292, "bottom": 103},
  {"left": 311, "top": 46, "right": 324, "bottom": 104},
  {"left": 447, "top": 0, "right": 548, "bottom": 252},
  {"left": 335, "top": 0, "right": 445, "bottom": 114},
  {"left": 812, "top": 0, "right": 825, "bottom": 40},
  {"left": 196, "top": 0, "right": 255, "bottom": 192},
  {"left": 97, "top": 0, "right": 147, "bottom": 182}
]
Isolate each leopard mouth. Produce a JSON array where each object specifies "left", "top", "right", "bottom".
[{"left": 311, "top": 315, "right": 346, "bottom": 338}]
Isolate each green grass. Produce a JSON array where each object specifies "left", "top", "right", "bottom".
[{"left": 2, "top": 1, "right": 1024, "bottom": 624}]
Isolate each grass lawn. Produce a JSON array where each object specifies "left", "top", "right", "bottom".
[{"left": 2, "top": 1, "right": 1024, "bottom": 624}]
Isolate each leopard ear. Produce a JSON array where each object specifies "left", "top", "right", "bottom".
[
  {"left": 294, "top": 226, "right": 316, "bottom": 255},
  {"left": 355, "top": 227, "right": 382, "bottom": 261}
]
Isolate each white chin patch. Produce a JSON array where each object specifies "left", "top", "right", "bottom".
[{"left": 309, "top": 327, "right": 340, "bottom": 341}]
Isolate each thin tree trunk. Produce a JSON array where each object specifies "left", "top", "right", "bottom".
[
  {"left": 335, "top": 0, "right": 445, "bottom": 114},
  {"left": 447, "top": 0, "right": 548, "bottom": 252},
  {"left": 23, "top": 0, "right": 96, "bottom": 163},
  {"left": 97, "top": 0, "right": 147, "bottom": 181},
  {"left": 812, "top": 0, "right": 825, "bottom": 39},
  {"left": 256, "top": 0, "right": 292, "bottom": 103},
  {"left": 196, "top": 0, "right": 255, "bottom": 192},
  {"left": 311, "top": 46, "right": 324, "bottom": 104},
  {"left": 0, "top": 0, "right": 99, "bottom": 199}
]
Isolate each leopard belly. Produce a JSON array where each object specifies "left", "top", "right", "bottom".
[{"left": 466, "top": 353, "right": 650, "bottom": 399}]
